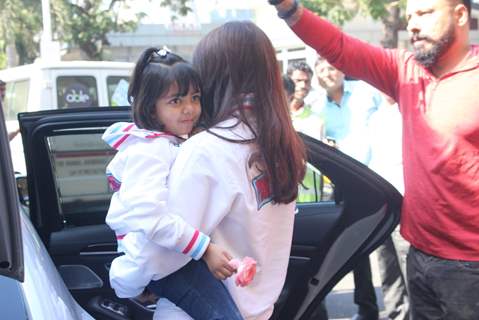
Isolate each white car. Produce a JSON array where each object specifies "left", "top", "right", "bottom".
[{"left": 0, "top": 106, "right": 402, "bottom": 319}]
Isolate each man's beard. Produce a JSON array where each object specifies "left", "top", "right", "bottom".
[{"left": 412, "top": 24, "right": 455, "bottom": 68}]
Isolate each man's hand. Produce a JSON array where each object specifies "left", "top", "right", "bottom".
[
  {"left": 202, "top": 243, "right": 236, "bottom": 280},
  {"left": 270, "top": 0, "right": 302, "bottom": 26}
]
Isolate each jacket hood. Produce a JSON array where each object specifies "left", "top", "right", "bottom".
[{"left": 102, "top": 122, "right": 178, "bottom": 151}]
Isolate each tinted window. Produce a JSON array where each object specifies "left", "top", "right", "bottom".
[
  {"left": 297, "top": 163, "right": 334, "bottom": 203},
  {"left": 3, "top": 80, "right": 29, "bottom": 121},
  {"left": 46, "top": 133, "right": 115, "bottom": 224},
  {"left": 107, "top": 76, "right": 130, "bottom": 106},
  {"left": 56, "top": 76, "right": 98, "bottom": 108}
]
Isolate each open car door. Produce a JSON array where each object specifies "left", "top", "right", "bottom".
[
  {"left": 0, "top": 103, "right": 24, "bottom": 282},
  {"left": 274, "top": 134, "right": 402, "bottom": 320},
  {"left": 19, "top": 107, "right": 401, "bottom": 320},
  {"left": 18, "top": 107, "right": 149, "bottom": 320}
]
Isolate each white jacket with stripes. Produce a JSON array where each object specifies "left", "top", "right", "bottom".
[{"left": 102, "top": 122, "right": 210, "bottom": 298}]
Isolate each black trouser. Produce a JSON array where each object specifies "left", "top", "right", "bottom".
[
  {"left": 376, "top": 231, "right": 410, "bottom": 320},
  {"left": 353, "top": 257, "right": 379, "bottom": 318},
  {"left": 407, "top": 246, "right": 479, "bottom": 320}
]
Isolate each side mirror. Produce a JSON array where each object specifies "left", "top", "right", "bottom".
[{"left": 15, "top": 174, "right": 29, "bottom": 206}]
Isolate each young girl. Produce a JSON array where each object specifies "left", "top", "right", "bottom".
[
  {"left": 153, "top": 21, "right": 307, "bottom": 319},
  {"left": 103, "top": 47, "right": 243, "bottom": 320}
]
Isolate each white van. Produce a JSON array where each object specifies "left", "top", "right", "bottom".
[{"left": 0, "top": 60, "right": 134, "bottom": 173}]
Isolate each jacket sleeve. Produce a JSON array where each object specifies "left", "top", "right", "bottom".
[
  {"left": 292, "top": 8, "right": 400, "bottom": 101},
  {"left": 106, "top": 142, "right": 210, "bottom": 260}
]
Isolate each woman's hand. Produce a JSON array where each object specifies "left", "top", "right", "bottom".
[{"left": 202, "top": 243, "right": 236, "bottom": 280}]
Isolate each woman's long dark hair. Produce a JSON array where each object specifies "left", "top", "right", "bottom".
[{"left": 192, "top": 21, "right": 306, "bottom": 204}]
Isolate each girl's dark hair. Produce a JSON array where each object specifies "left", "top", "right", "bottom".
[
  {"left": 129, "top": 47, "right": 202, "bottom": 131},
  {"left": 192, "top": 21, "right": 306, "bottom": 204}
]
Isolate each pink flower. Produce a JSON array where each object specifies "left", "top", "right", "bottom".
[{"left": 228, "top": 256, "right": 257, "bottom": 287}]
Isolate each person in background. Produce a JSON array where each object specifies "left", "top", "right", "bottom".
[
  {"left": 313, "top": 55, "right": 382, "bottom": 320},
  {"left": 1, "top": 79, "right": 19, "bottom": 141},
  {"left": 270, "top": 0, "right": 479, "bottom": 318},
  {"left": 369, "top": 93, "right": 410, "bottom": 320},
  {"left": 287, "top": 61, "right": 324, "bottom": 140}
]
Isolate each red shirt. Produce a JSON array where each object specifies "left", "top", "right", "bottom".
[{"left": 293, "top": 9, "right": 479, "bottom": 261}]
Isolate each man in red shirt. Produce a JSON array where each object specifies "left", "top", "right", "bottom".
[{"left": 269, "top": 0, "right": 479, "bottom": 319}]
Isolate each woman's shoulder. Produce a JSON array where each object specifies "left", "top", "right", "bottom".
[
  {"left": 186, "top": 121, "right": 253, "bottom": 149},
  {"left": 180, "top": 128, "right": 253, "bottom": 166}
]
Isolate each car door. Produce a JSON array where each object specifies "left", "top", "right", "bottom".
[
  {"left": 0, "top": 101, "right": 23, "bottom": 282},
  {"left": 18, "top": 107, "right": 401, "bottom": 320},
  {"left": 18, "top": 107, "right": 152, "bottom": 320},
  {"left": 274, "top": 133, "right": 402, "bottom": 320}
]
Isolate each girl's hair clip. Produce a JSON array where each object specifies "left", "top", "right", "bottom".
[{"left": 157, "top": 46, "right": 171, "bottom": 58}]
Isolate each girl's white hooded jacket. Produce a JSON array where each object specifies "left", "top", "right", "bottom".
[{"left": 102, "top": 122, "right": 210, "bottom": 298}]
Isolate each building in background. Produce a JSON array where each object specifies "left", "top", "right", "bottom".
[{"left": 63, "top": 0, "right": 479, "bottom": 67}]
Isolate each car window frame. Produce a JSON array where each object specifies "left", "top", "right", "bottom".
[
  {"left": 18, "top": 107, "right": 131, "bottom": 238},
  {"left": 0, "top": 101, "right": 24, "bottom": 281}
]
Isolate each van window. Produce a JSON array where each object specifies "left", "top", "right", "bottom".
[
  {"left": 3, "top": 80, "right": 29, "bottom": 121},
  {"left": 107, "top": 76, "right": 130, "bottom": 106},
  {"left": 57, "top": 76, "right": 98, "bottom": 108}
]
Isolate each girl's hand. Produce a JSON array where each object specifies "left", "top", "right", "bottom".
[
  {"left": 228, "top": 256, "right": 257, "bottom": 287},
  {"left": 135, "top": 288, "right": 158, "bottom": 304},
  {"left": 202, "top": 243, "right": 236, "bottom": 280}
]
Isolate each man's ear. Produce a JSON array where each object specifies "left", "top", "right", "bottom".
[{"left": 455, "top": 4, "right": 469, "bottom": 27}]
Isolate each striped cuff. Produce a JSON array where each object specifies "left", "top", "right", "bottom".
[{"left": 182, "top": 230, "right": 210, "bottom": 260}]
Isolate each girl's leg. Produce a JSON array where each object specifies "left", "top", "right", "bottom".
[{"left": 147, "top": 259, "right": 243, "bottom": 320}]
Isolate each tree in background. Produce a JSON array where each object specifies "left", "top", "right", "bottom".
[
  {"left": 0, "top": 0, "right": 144, "bottom": 66},
  {"left": 302, "top": 0, "right": 406, "bottom": 48},
  {"left": 52, "top": 0, "right": 145, "bottom": 60},
  {"left": 162, "top": 0, "right": 407, "bottom": 49},
  {"left": 0, "top": 0, "right": 407, "bottom": 67},
  {"left": 0, "top": 0, "right": 42, "bottom": 67},
  {"left": 160, "top": 0, "right": 192, "bottom": 18}
]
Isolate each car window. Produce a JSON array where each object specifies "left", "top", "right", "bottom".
[
  {"left": 2, "top": 80, "right": 29, "bottom": 121},
  {"left": 297, "top": 163, "right": 334, "bottom": 203},
  {"left": 107, "top": 76, "right": 130, "bottom": 106},
  {"left": 56, "top": 76, "right": 99, "bottom": 108},
  {"left": 46, "top": 132, "right": 115, "bottom": 225}
]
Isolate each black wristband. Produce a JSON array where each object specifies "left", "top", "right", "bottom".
[
  {"left": 277, "top": 0, "right": 299, "bottom": 20},
  {"left": 268, "top": 0, "right": 285, "bottom": 4}
]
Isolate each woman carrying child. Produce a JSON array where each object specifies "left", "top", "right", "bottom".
[
  {"left": 154, "top": 21, "right": 307, "bottom": 319},
  {"left": 103, "top": 48, "right": 243, "bottom": 319}
]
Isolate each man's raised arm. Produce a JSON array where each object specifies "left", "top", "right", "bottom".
[{"left": 269, "top": 0, "right": 401, "bottom": 100}]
